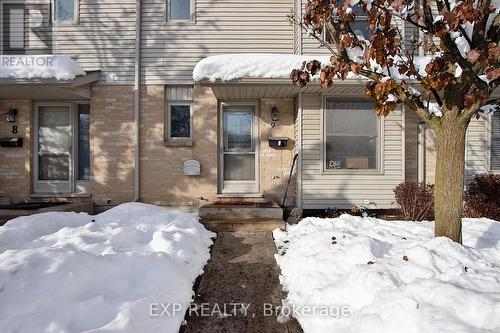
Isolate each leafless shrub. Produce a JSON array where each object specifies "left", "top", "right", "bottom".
[
  {"left": 464, "top": 173, "right": 500, "bottom": 220},
  {"left": 394, "top": 182, "right": 434, "bottom": 221}
]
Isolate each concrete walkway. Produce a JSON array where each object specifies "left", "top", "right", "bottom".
[{"left": 181, "top": 232, "right": 302, "bottom": 333}]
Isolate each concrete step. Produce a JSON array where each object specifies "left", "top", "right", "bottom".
[
  {"left": 199, "top": 204, "right": 283, "bottom": 221},
  {"left": 201, "top": 218, "right": 285, "bottom": 232}
]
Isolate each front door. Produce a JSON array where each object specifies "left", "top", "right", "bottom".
[
  {"left": 34, "top": 105, "right": 73, "bottom": 193},
  {"left": 221, "top": 103, "right": 259, "bottom": 194}
]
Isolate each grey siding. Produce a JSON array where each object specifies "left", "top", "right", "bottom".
[
  {"left": 299, "top": 93, "right": 405, "bottom": 209},
  {"left": 140, "top": 0, "right": 294, "bottom": 84},
  {"left": 14, "top": 0, "right": 139, "bottom": 84},
  {"left": 466, "top": 115, "right": 489, "bottom": 183}
]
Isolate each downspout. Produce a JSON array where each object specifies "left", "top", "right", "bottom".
[{"left": 133, "top": 0, "right": 142, "bottom": 202}]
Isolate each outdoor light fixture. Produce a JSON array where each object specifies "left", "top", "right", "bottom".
[
  {"left": 5, "top": 108, "right": 17, "bottom": 123},
  {"left": 271, "top": 106, "right": 280, "bottom": 122}
]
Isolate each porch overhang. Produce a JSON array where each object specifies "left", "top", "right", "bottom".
[
  {"left": 199, "top": 78, "right": 368, "bottom": 100},
  {"left": 0, "top": 70, "right": 101, "bottom": 100}
]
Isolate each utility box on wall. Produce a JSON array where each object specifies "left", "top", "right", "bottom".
[
  {"left": 268, "top": 137, "right": 288, "bottom": 149},
  {"left": 0, "top": 137, "right": 23, "bottom": 148},
  {"left": 183, "top": 160, "right": 201, "bottom": 176}
]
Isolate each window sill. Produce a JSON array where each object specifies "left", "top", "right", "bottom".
[
  {"left": 321, "top": 169, "right": 384, "bottom": 176},
  {"left": 164, "top": 140, "right": 194, "bottom": 147},
  {"left": 164, "top": 20, "right": 196, "bottom": 28}
]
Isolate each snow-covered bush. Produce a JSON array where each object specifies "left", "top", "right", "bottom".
[
  {"left": 394, "top": 181, "right": 434, "bottom": 221},
  {"left": 464, "top": 173, "right": 500, "bottom": 220}
]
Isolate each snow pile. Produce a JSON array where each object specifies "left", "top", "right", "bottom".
[
  {"left": 274, "top": 216, "right": 500, "bottom": 333},
  {"left": 0, "top": 203, "right": 215, "bottom": 333},
  {"left": 0, "top": 55, "right": 85, "bottom": 80},
  {"left": 193, "top": 53, "right": 437, "bottom": 83},
  {"left": 193, "top": 54, "right": 332, "bottom": 82}
]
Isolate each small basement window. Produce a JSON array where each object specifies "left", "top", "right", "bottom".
[
  {"left": 168, "top": 0, "right": 192, "bottom": 21},
  {"left": 165, "top": 86, "right": 193, "bottom": 141},
  {"left": 324, "top": 99, "right": 380, "bottom": 171},
  {"left": 54, "top": 0, "right": 78, "bottom": 22}
]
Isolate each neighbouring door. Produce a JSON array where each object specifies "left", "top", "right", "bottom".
[
  {"left": 221, "top": 103, "right": 259, "bottom": 194},
  {"left": 35, "top": 105, "right": 73, "bottom": 193}
]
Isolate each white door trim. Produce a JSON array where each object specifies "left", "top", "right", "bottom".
[
  {"left": 219, "top": 101, "right": 260, "bottom": 195},
  {"left": 33, "top": 102, "right": 74, "bottom": 194}
]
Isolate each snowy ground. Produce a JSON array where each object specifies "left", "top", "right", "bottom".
[
  {"left": 274, "top": 216, "right": 500, "bottom": 333},
  {"left": 0, "top": 203, "right": 215, "bottom": 333}
]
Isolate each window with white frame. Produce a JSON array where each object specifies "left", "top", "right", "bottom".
[
  {"left": 168, "top": 0, "right": 192, "bottom": 21},
  {"left": 165, "top": 86, "right": 193, "bottom": 140},
  {"left": 325, "top": 99, "right": 379, "bottom": 171},
  {"left": 54, "top": 0, "right": 78, "bottom": 22},
  {"left": 491, "top": 111, "right": 500, "bottom": 170}
]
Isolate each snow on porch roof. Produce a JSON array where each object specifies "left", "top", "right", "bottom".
[
  {"left": 0, "top": 55, "right": 85, "bottom": 80},
  {"left": 193, "top": 54, "right": 333, "bottom": 82}
]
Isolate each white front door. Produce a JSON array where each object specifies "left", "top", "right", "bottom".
[
  {"left": 221, "top": 103, "right": 259, "bottom": 194},
  {"left": 34, "top": 104, "right": 73, "bottom": 193}
]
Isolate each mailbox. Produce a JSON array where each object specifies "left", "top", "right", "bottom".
[
  {"left": 0, "top": 137, "right": 23, "bottom": 148},
  {"left": 268, "top": 137, "right": 288, "bottom": 149},
  {"left": 183, "top": 160, "right": 201, "bottom": 176}
]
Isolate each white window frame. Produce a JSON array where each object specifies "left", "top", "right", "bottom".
[
  {"left": 487, "top": 110, "right": 500, "bottom": 173},
  {"left": 166, "top": 102, "right": 193, "bottom": 141},
  {"left": 321, "top": 97, "right": 384, "bottom": 175},
  {"left": 52, "top": 0, "right": 79, "bottom": 24},
  {"left": 166, "top": 0, "right": 195, "bottom": 22}
]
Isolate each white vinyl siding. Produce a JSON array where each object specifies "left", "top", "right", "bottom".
[
  {"left": 299, "top": 93, "right": 404, "bottom": 209},
  {"left": 11, "top": 0, "right": 138, "bottom": 83},
  {"left": 465, "top": 115, "right": 488, "bottom": 182},
  {"left": 141, "top": 0, "right": 294, "bottom": 84},
  {"left": 490, "top": 111, "right": 500, "bottom": 171}
]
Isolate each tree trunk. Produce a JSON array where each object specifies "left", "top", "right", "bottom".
[{"left": 433, "top": 118, "right": 468, "bottom": 244}]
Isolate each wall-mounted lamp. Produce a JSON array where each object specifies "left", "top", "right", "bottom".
[
  {"left": 5, "top": 108, "right": 17, "bottom": 123},
  {"left": 271, "top": 106, "right": 280, "bottom": 122}
]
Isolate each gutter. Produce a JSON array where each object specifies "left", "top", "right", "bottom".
[{"left": 133, "top": 0, "right": 142, "bottom": 202}]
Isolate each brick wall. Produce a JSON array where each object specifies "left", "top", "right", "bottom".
[
  {"left": 139, "top": 85, "right": 218, "bottom": 210},
  {"left": 90, "top": 85, "right": 135, "bottom": 205},
  {"left": 0, "top": 100, "right": 32, "bottom": 203},
  {"left": 260, "top": 98, "right": 296, "bottom": 206}
]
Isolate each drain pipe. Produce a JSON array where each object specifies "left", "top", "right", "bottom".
[{"left": 133, "top": 0, "right": 142, "bottom": 202}]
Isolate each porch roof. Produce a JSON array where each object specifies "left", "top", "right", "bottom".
[
  {"left": 0, "top": 70, "right": 101, "bottom": 100},
  {"left": 205, "top": 79, "right": 367, "bottom": 100}
]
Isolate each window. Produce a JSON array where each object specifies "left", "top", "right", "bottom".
[
  {"left": 325, "top": 100, "right": 379, "bottom": 171},
  {"left": 324, "top": 4, "right": 371, "bottom": 43},
  {"left": 54, "top": 0, "right": 77, "bottom": 22},
  {"left": 77, "top": 104, "right": 90, "bottom": 180},
  {"left": 491, "top": 111, "right": 500, "bottom": 170},
  {"left": 168, "top": 104, "right": 192, "bottom": 138},
  {"left": 165, "top": 86, "right": 193, "bottom": 141},
  {"left": 168, "top": 0, "right": 192, "bottom": 21}
]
